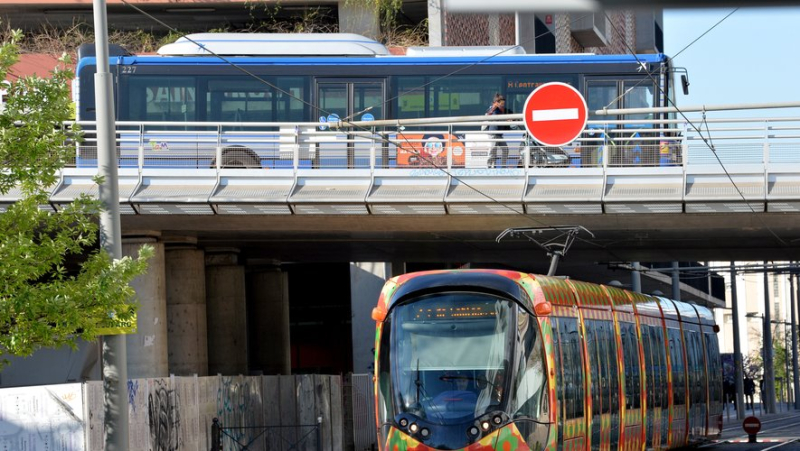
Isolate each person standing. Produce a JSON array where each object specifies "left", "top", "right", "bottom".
[
  {"left": 485, "top": 93, "right": 513, "bottom": 168},
  {"left": 744, "top": 376, "right": 756, "bottom": 410}
]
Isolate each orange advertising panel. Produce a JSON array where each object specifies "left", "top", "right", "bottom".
[{"left": 396, "top": 133, "right": 465, "bottom": 167}]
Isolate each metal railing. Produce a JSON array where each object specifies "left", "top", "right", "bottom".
[{"left": 63, "top": 115, "right": 800, "bottom": 172}]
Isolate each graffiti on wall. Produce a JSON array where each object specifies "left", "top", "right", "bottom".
[
  {"left": 216, "top": 376, "right": 263, "bottom": 448},
  {"left": 148, "top": 379, "right": 181, "bottom": 451}
]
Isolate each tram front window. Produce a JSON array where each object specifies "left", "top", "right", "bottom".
[{"left": 390, "top": 293, "right": 514, "bottom": 425}]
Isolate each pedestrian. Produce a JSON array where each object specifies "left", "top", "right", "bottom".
[
  {"left": 485, "top": 93, "right": 513, "bottom": 168},
  {"left": 744, "top": 376, "right": 756, "bottom": 410}
]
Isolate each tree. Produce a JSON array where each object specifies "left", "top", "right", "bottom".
[{"left": 0, "top": 29, "right": 151, "bottom": 362}]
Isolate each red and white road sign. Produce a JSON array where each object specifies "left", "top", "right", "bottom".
[
  {"left": 742, "top": 416, "right": 762, "bottom": 435},
  {"left": 523, "top": 82, "right": 588, "bottom": 147}
]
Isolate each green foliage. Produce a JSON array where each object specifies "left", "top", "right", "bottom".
[{"left": 0, "top": 30, "right": 151, "bottom": 361}]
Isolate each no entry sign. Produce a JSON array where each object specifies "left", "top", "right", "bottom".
[
  {"left": 523, "top": 82, "right": 588, "bottom": 147},
  {"left": 742, "top": 416, "right": 761, "bottom": 435}
]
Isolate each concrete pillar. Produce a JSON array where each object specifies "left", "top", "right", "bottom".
[
  {"left": 338, "top": 0, "right": 379, "bottom": 40},
  {"left": 351, "top": 262, "right": 391, "bottom": 374},
  {"left": 515, "top": 12, "right": 536, "bottom": 53},
  {"left": 428, "top": 0, "right": 444, "bottom": 46},
  {"left": 631, "top": 262, "right": 642, "bottom": 293},
  {"left": 248, "top": 262, "right": 291, "bottom": 375},
  {"left": 123, "top": 234, "right": 168, "bottom": 378},
  {"left": 671, "top": 261, "right": 681, "bottom": 301},
  {"left": 205, "top": 249, "right": 248, "bottom": 375},
  {"left": 164, "top": 238, "right": 208, "bottom": 376}
]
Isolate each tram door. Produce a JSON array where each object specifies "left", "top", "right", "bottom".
[
  {"left": 315, "top": 80, "right": 385, "bottom": 168},
  {"left": 617, "top": 316, "right": 643, "bottom": 451}
]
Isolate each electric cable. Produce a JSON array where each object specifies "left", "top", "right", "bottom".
[
  {"left": 603, "top": 11, "right": 790, "bottom": 250},
  {"left": 116, "top": 0, "right": 629, "bottom": 263}
]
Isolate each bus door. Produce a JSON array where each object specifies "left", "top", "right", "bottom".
[
  {"left": 585, "top": 78, "right": 657, "bottom": 167},
  {"left": 315, "top": 80, "right": 385, "bottom": 168}
]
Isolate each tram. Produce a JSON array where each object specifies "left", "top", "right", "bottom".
[{"left": 372, "top": 270, "right": 723, "bottom": 451}]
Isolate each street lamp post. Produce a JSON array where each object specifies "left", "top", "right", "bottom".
[{"left": 764, "top": 266, "right": 777, "bottom": 414}]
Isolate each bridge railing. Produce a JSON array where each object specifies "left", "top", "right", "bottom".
[{"left": 64, "top": 115, "right": 800, "bottom": 171}]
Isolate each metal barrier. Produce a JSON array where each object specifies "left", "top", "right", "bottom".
[
  {"left": 65, "top": 115, "right": 800, "bottom": 171},
  {"left": 212, "top": 417, "right": 322, "bottom": 451}
]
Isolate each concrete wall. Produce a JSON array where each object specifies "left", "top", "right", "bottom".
[{"left": 0, "top": 375, "right": 345, "bottom": 451}]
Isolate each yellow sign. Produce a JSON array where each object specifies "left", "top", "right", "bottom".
[{"left": 97, "top": 309, "right": 137, "bottom": 335}]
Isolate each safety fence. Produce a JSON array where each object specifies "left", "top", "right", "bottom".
[{"left": 61, "top": 115, "right": 800, "bottom": 171}]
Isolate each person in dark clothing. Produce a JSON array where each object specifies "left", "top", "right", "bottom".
[
  {"left": 485, "top": 93, "right": 513, "bottom": 168},
  {"left": 744, "top": 376, "right": 756, "bottom": 410}
]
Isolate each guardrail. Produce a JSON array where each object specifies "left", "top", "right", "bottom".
[{"left": 65, "top": 115, "right": 800, "bottom": 171}]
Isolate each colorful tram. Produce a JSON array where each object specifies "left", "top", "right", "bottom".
[{"left": 372, "top": 270, "right": 723, "bottom": 451}]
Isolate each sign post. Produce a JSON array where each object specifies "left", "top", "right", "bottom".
[
  {"left": 523, "top": 82, "right": 588, "bottom": 148},
  {"left": 742, "top": 416, "right": 761, "bottom": 443}
]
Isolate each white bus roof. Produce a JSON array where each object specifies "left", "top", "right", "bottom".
[
  {"left": 157, "top": 33, "right": 390, "bottom": 57},
  {"left": 404, "top": 46, "right": 527, "bottom": 57}
]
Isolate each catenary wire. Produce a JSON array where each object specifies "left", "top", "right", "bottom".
[
  {"left": 603, "top": 11, "right": 790, "bottom": 249},
  {"left": 113, "top": 1, "right": 658, "bottom": 262}
]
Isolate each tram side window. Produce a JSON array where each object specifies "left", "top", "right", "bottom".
[
  {"left": 126, "top": 76, "right": 197, "bottom": 122},
  {"left": 512, "top": 308, "right": 547, "bottom": 419},
  {"left": 584, "top": 320, "right": 602, "bottom": 416},
  {"left": 641, "top": 324, "right": 655, "bottom": 408},
  {"left": 620, "top": 322, "right": 641, "bottom": 409},
  {"left": 554, "top": 317, "right": 584, "bottom": 420},
  {"left": 705, "top": 331, "right": 723, "bottom": 407},
  {"left": 649, "top": 325, "right": 667, "bottom": 409},
  {"left": 668, "top": 328, "right": 686, "bottom": 406},
  {"left": 687, "top": 331, "right": 704, "bottom": 405}
]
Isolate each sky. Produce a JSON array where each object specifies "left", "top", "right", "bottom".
[{"left": 663, "top": 7, "right": 800, "bottom": 117}]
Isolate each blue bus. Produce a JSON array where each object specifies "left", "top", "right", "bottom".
[{"left": 75, "top": 33, "right": 678, "bottom": 168}]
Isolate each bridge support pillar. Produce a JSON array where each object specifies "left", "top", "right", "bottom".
[
  {"left": 165, "top": 238, "right": 208, "bottom": 376},
  {"left": 248, "top": 262, "right": 291, "bottom": 375},
  {"left": 205, "top": 249, "right": 248, "bottom": 375},
  {"left": 350, "top": 262, "right": 392, "bottom": 374},
  {"left": 123, "top": 233, "right": 168, "bottom": 378}
]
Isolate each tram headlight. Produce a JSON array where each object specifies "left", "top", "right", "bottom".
[
  {"left": 398, "top": 418, "right": 408, "bottom": 428},
  {"left": 468, "top": 426, "right": 480, "bottom": 437},
  {"left": 420, "top": 428, "right": 430, "bottom": 438},
  {"left": 409, "top": 423, "right": 419, "bottom": 433},
  {"left": 481, "top": 421, "right": 491, "bottom": 431},
  {"left": 492, "top": 415, "right": 503, "bottom": 425}
]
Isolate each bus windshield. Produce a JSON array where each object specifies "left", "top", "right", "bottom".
[{"left": 389, "top": 293, "right": 514, "bottom": 424}]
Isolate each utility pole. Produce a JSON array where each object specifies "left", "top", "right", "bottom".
[
  {"left": 93, "top": 0, "right": 128, "bottom": 449},
  {"left": 730, "top": 262, "right": 745, "bottom": 419},
  {"left": 792, "top": 268, "right": 799, "bottom": 410},
  {"left": 764, "top": 264, "right": 776, "bottom": 414}
]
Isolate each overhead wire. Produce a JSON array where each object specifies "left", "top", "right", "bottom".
[
  {"left": 602, "top": 10, "right": 791, "bottom": 250},
  {"left": 116, "top": 0, "right": 628, "bottom": 263}
]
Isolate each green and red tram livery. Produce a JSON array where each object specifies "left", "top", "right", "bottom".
[{"left": 372, "top": 270, "right": 723, "bottom": 451}]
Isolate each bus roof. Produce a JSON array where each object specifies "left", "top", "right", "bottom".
[
  {"left": 157, "top": 33, "right": 390, "bottom": 57},
  {"left": 78, "top": 52, "right": 668, "bottom": 72}
]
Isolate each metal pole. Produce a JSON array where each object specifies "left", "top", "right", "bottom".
[
  {"left": 93, "top": 0, "right": 128, "bottom": 449},
  {"left": 764, "top": 263, "right": 776, "bottom": 414},
  {"left": 671, "top": 261, "right": 681, "bottom": 301},
  {"left": 631, "top": 262, "right": 642, "bottom": 293},
  {"left": 794, "top": 269, "right": 800, "bottom": 410},
  {"left": 730, "top": 262, "right": 745, "bottom": 419}
]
